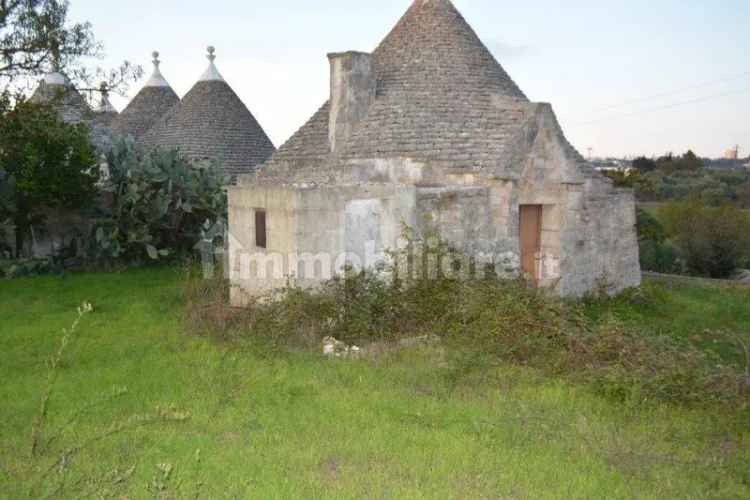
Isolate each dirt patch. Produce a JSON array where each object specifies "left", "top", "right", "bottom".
[{"left": 320, "top": 456, "right": 340, "bottom": 483}]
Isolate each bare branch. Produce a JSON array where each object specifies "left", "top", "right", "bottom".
[{"left": 0, "top": 1, "right": 141, "bottom": 98}]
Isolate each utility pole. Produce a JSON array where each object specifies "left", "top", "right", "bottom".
[{"left": 587, "top": 147, "right": 593, "bottom": 160}]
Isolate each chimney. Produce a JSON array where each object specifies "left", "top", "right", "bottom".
[{"left": 327, "top": 51, "right": 375, "bottom": 154}]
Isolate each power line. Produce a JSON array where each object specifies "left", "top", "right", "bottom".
[
  {"left": 585, "top": 70, "right": 750, "bottom": 114},
  {"left": 571, "top": 85, "right": 750, "bottom": 127}
]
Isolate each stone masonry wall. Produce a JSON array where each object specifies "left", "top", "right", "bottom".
[{"left": 559, "top": 179, "right": 641, "bottom": 297}]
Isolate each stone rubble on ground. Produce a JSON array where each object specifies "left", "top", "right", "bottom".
[{"left": 322, "top": 337, "right": 362, "bottom": 358}]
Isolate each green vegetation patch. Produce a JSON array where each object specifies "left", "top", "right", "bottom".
[{"left": 1, "top": 268, "right": 749, "bottom": 498}]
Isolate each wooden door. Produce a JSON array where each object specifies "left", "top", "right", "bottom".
[{"left": 519, "top": 205, "right": 543, "bottom": 283}]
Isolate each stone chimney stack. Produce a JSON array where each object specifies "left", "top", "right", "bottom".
[{"left": 327, "top": 51, "right": 375, "bottom": 154}]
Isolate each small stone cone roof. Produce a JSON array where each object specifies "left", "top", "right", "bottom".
[
  {"left": 112, "top": 52, "right": 179, "bottom": 141},
  {"left": 94, "top": 82, "right": 119, "bottom": 127},
  {"left": 267, "top": 0, "right": 533, "bottom": 170},
  {"left": 142, "top": 47, "right": 276, "bottom": 177},
  {"left": 30, "top": 71, "right": 92, "bottom": 125},
  {"left": 88, "top": 83, "right": 120, "bottom": 151}
]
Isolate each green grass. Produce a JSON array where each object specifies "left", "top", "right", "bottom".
[
  {"left": 1, "top": 268, "right": 749, "bottom": 498},
  {"left": 585, "top": 281, "right": 750, "bottom": 363}
]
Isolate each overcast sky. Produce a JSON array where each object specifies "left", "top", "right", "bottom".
[{"left": 65, "top": 0, "right": 749, "bottom": 158}]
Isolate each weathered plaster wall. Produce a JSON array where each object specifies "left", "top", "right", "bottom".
[
  {"left": 228, "top": 185, "right": 300, "bottom": 305},
  {"left": 228, "top": 182, "right": 417, "bottom": 305},
  {"left": 296, "top": 184, "right": 416, "bottom": 280}
]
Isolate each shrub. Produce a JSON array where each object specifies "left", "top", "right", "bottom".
[
  {"left": 659, "top": 199, "right": 750, "bottom": 278},
  {"left": 0, "top": 168, "right": 14, "bottom": 258},
  {"left": 566, "top": 318, "right": 743, "bottom": 405},
  {"left": 0, "top": 97, "right": 99, "bottom": 256},
  {"left": 636, "top": 209, "right": 682, "bottom": 274},
  {"left": 636, "top": 208, "right": 666, "bottom": 244},
  {"left": 639, "top": 239, "right": 682, "bottom": 274},
  {"left": 86, "top": 139, "right": 228, "bottom": 265}
]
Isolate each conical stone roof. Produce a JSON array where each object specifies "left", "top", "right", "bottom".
[
  {"left": 90, "top": 82, "right": 119, "bottom": 151},
  {"left": 112, "top": 52, "right": 179, "bottom": 141},
  {"left": 142, "top": 47, "right": 276, "bottom": 177},
  {"left": 30, "top": 71, "right": 92, "bottom": 125},
  {"left": 267, "top": 0, "right": 532, "bottom": 170},
  {"left": 94, "top": 82, "right": 119, "bottom": 126}
]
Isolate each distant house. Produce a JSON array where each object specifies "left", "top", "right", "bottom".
[{"left": 227, "top": 0, "right": 641, "bottom": 304}]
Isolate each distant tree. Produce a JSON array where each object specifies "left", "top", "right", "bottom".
[
  {"left": 602, "top": 168, "right": 654, "bottom": 194},
  {"left": 0, "top": 0, "right": 142, "bottom": 96},
  {"left": 632, "top": 156, "right": 657, "bottom": 174},
  {"left": 679, "top": 150, "right": 704, "bottom": 171},
  {"left": 655, "top": 153, "right": 676, "bottom": 173},
  {"left": 635, "top": 208, "right": 682, "bottom": 273},
  {"left": 654, "top": 151, "right": 704, "bottom": 174},
  {"left": 0, "top": 95, "right": 99, "bottom": 255},
  {"left": 735, "top": 183, "right": 750, "bottom": 210},
  {"left": 636, "top": 209, "right": 666, "bottom": 244},
  {"left": 659, "top": 198, "right": 750, "bottom": 278}
]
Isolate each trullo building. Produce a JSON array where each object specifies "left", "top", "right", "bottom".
[
  {"left": 142, "top": 47, "right": 276, "bottom": 178},
  {"left": 227, "top": 0, "right": 641, "bottom": 303},
  {"left": 111, "top": 52, "right": 180, "bottom": 143},
  {"left": 30, "top": 70, "right": 91, "bottom": 125},
  {"left": 30, "top": 70, "right": 115, "bottom": 151}
]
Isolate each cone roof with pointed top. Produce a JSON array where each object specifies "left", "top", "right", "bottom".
[
  {"left": 94, "top": 82, "right": 118, "bottom": 125},
  {"left": 30, "top": 71, "right": 92, "bottom": 125},
  {"left": 142, "top": 47, "right": 276, "bottom": 177},
  {"left": 112, "top": 52, "right": 179, "bottom": 141},
  {"left": 267, "top": 0, "right": 536, "bottom": 170},
  {"left": 87, "top": 82, "right": 120, "bottom": 151}
]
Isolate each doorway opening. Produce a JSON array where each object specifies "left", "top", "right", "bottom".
[{"left": 519, "top": 205, "right": 543, "bottom": 283}]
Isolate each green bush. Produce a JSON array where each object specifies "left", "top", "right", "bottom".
[
  {"left": 636, "top": 208, "right": 666, "bottom": 244},
  {"left": 86, "top": 140, "right": 228, "bottom": 265},
  {"left": 0, "top": 97, "right": 99, "bottom": 256},
  {"left": 636, "top": 209, "right": 682, "bottom": 274},
  {"left": 659, "top": 199, "right": 750, "bottom": 278},
  {"left": 0, "top": 168, "right": 14, "bottom": 258},
  {"left": 639, "top": 239, "right": 682, "bottom": 274}
]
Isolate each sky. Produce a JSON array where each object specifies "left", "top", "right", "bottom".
[{"left": 64, "top": 0, "right": 750, "bottom": 158}]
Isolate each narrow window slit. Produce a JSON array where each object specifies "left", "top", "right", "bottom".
[{"left": 255, "top": 210, "right": 267, "bottom": 249}]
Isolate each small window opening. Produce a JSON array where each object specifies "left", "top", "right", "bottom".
[{"left": 255, "top": 210, "right": 267, "bottom": 249}]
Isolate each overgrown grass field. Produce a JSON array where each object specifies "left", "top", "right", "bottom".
[{"left": 1, "top": 268, "right": 749, "bottom": 498}]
